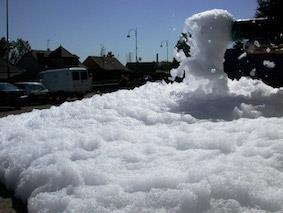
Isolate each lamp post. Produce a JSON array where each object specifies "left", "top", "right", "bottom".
[
  {"left": 6, "top": 0, "right": 10, "bottom": 80},
  {"left": 127, "top": 28, "right": 138, "bottom": 63},
  {"left": 160, "top": 40, "right": 169, "bottom": 63}
]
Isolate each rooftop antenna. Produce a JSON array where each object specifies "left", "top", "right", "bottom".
[
  {"left": 47, "top": 39, "right": 50, "bottom": 51},
  {"left": 100, "top": 44, "right": 106, "bottom": 56}
]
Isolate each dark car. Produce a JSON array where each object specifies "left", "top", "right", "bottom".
[
  {"left": 14, "top": 82, "right": 49, "bottom": 104},
  {"left": 0, "top": 82, "right": 28, "bottom": 108}
]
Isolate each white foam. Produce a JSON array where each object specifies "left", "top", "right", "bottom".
[
  {"left": 177, "top": 9, "right": 234, "bottom": 95},
  {"left": 263, "top": 60, "right": 276, "bottom": 69},
  {"left": 1, "top": 9, "right": 283, "bottom": 213},
  {"left": 238, "top": 52, "right": 247, "bottom": 60}
]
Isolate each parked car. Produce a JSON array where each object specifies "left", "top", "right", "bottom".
[
  {"left": 14, "top": 82, "right": 49, "bottom": 104},
  {"left": 38, "top": 67, "right": 92, "bottom": 99},
  {"left": 0, "top": 82, "right": 28, "bottom": 108}
]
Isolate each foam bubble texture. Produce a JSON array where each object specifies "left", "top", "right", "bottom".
[
  {"left": 0, "top": 82, "right": 283, "bottom": 212},
  {"left": 1, "top": 9, "right": 283, "bottom": 213}
]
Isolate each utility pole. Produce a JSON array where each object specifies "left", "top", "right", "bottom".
[{"left": 6, "top": 0, "right": 10, "bottom": 80}]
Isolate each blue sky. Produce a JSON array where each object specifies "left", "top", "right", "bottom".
[{"left": 0, "top": 0, "right": 257, "bottom": 64}]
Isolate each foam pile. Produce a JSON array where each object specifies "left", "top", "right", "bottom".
[
  {"left": 1, "top": 9, "right": 283, "bottom": 213},
  {"left": 172, "top": 9, "right": 233, "bottom": 95},
  {"left": 171, "top": 9, "right": 283, "bottom": 120}
]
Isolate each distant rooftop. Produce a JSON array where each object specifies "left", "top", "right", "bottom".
[{"left": 85, "top": 56, "right": 129, "bottom": 71}]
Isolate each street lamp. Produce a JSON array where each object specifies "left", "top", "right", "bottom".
[
  {"left": 127, "top": 28, "right": 138, "bottom": 63},
  {"left": 160, "top": 40, "right": 169, "bottom": 63}
]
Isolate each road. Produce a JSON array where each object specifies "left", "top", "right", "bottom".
[
  {"left": 0, "top": 92, "right": 100, "bottom": 118},
  {"left": 0, "top": 184, "right": 27, "bottom": 213}
]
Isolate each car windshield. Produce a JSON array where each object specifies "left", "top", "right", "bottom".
[
  {"left": 0, "top": 83, "right": 19, "bottom": 91},
  {"left": 15, "top": 83, "right": 47, "bottom": 92},
  {"left": 15, "top": 84, "right": 25, "bottom": 89}
]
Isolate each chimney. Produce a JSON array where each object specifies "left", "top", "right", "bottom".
[{"left": 156, "top": 53, "right": 159, "bottom": 63}]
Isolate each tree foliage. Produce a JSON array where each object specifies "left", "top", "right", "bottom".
[
  {"left": 175, "top": 33, "right": 191, "bottom": 57},
  {"left": 9, "top": 39, "right": 31, "bottom": 64},
  {"left": 0, "top": 37, "right": 31, "bottom": 64},
  {"left": 0, "top": 37, "right": 9, "bottom": 58},
  {"left": 255, "top": 0, "right": 283, "bottom": 19}
]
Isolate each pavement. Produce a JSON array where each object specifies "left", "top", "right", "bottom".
[
  {"left": 0, "top": 184, "right": 27, "bottom": 213},
  {"left": 0, "top": 91, "right": 100, "bottom": 119},
  {"left": 0, "top": 104, "right": 54, "bottom": 118}
]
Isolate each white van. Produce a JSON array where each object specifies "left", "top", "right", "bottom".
[{"left": 38, "top": 67, "right": 92, "bottom": 97}]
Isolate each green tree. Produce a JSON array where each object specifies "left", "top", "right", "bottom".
[
  {"left": 175, "top": 33, "right": 191, "bottom": 57},
  {"left": 9, "top": 38, "right": 31, "bottom": 64},
  {"left": 0, "top": 37, "right": 31, "bottom": 64},
  {"left": 0, "top": 37, "right": 9, "bottom": 58},
  {"left": 255, "top": 0, "right": 283, "bottom": 19}
]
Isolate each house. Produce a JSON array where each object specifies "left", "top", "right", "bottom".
[
  {"left": 16, "top": 50, "right": 51, "bottom": 81},
  {"left": 17, "top": 46, "right": 84, "bottom": 80},
  {"left": 83, "top": 55, "right": 129, "bottom": 83},
  {"left": 0, "top": 58, "right": 26, "bottom": 82},
  {"left": 46, "top": 46, "right": 83, "bottom": 69}
]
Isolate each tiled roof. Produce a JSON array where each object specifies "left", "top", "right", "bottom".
[
  {"left": 86, "top": 56, "right": 128, "bottom": 71},
  {"left": 48, "top": 46, "right": 78, "bottom": 58},
  {"left": 30, "top": 50, "right": 51, "bottom": 60}
]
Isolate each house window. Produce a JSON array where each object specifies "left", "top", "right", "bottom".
[
  {"left": 81, "top": 72, "right": 88, "bottom": 80},
  {"left": 72, "top": 72, "right": 80, "bottom": 80}
]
